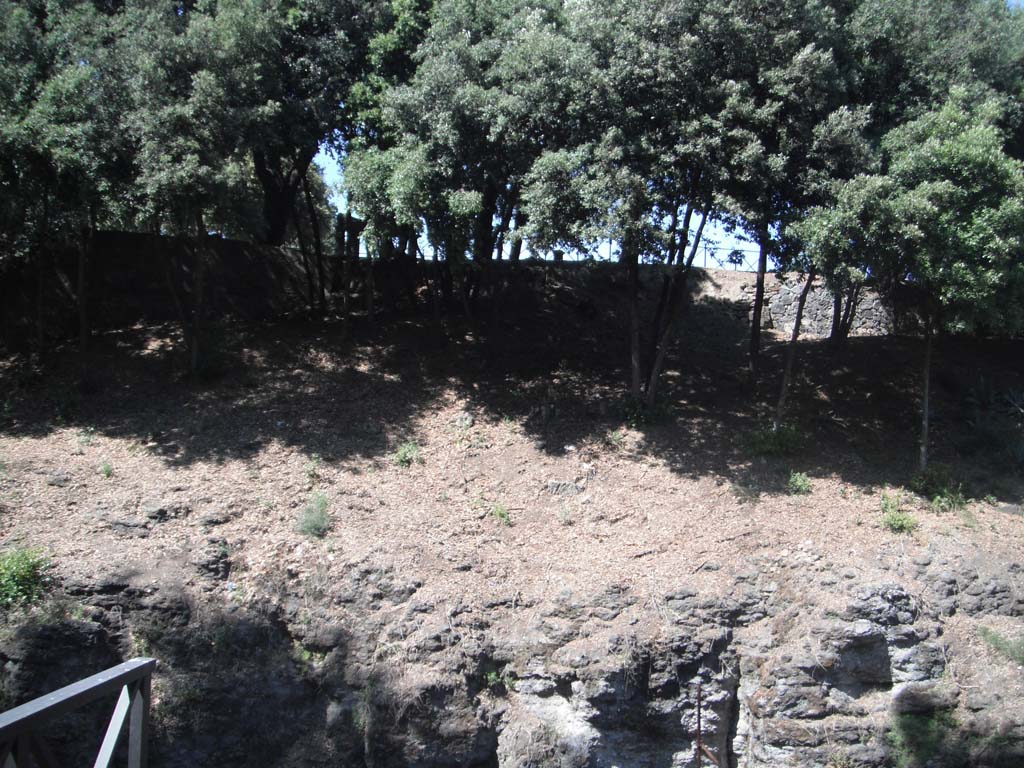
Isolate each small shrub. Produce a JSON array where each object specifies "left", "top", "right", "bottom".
[
  {"left": 306, "top": 453, "right": 323, "bottom": 481},
  {"left": 393, "top": 441, "right": 422, "bottom": 467},
  {"left": 787, "top": 471, "right": 812, "bottom": 495},
  {"left": 484, "top": 669, "right": 516, "bottom": 695},
  {"left": 910, "top": 464, "right": 955, "bottom": 498},
  {"left": 978, "top": 626, "right": 1024, "bottom": 665},
  {"left": 883, "top": 509, "right": 919, "bottom": 534},
  {"left": 100, "top": 461, "right": 114, "bottom": 478},
  {"left": 888, "top": 712, "right": 962, "bottom": 768},
  {"left": 0, "top": 549, "right": 52, "bottom": 610},
  {"left": 930, "top": 484, "right": 966, "bottom": 514},
  {"left": 492, "top": 503, "right": 512, "bottom": 526},
  {"left": 881, "top": 491, "right": 903, "bottom": 516},
  {"left": 748, "top": 424, "right": 803, "bottom": 457},
  {"left": 297, "top": 492, "right": 332, "bottom": 538}
]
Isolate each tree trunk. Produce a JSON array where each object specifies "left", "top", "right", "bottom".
[
  {"left": 35, "top": 190, "right": 50, "bottom": 355},
  {"left": 509, "top": 209, "right": 526, "bottom": 263},
  {"left": 190, "top": 212, "right": 208, "bottom": 379},
  {"left": 302, "top": 174, "right": 326, "bottom": 316},
  {"left": 252, "top": 147, "right": 315, "bottom": 245},
  {"left": 773, "top": 265, "right": 816, "bottom": 430},
  {"left": 828, "top": 290, "right": 842, "bottom": 349},
  {"left": 749, "top": 228, "right": 769, "bottom": 385},
  {"left": 77, "top": 217, "right": 94, "bottom": 386},
  {"left": 839, "top": 284, "right": 860, "bottom": 340},
  {"left": 623, "top": 229, "right": 642, "bottom": 404},
  {"left": 643, "top": 210, "right": 709, "bottom": 409},
  {"left": 291, "top": 200, "right": 316, "bottom": 313},
  {"left": 919, "top": 327, "right": 933, "bottom": 472}
]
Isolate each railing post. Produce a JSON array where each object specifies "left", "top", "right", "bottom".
[{"left": 128, "top": 677, "right": 150, "bottom": 768}]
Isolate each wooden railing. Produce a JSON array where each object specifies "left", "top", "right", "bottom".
[{"left": 0, "top": 657, "right": 155, "bottom": 768}]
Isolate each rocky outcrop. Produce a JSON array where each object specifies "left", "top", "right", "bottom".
[{"left": 3, "top": 545, "right": 1022, "bottom": 768}]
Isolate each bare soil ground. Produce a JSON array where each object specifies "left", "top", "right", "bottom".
[{"left": 1, "top": 265, "right": 1022, "bottom": 658}]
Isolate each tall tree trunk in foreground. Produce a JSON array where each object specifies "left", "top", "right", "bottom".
[
  {"left": 773, "top": 265, "right": 816, "bottom": 431},
  {"left": 189, "top": 212, "right": 208, "bottom": 380},
  {"left": 77, "top": 213, "right": 95, "bottom": 386},
  {"left": 749, "top": 228, "right": 769, "bottom": 385},
  {"left": 643, "top": 210, "right": 709, "bottom": 409},
  {"left": 291, "top": 201, "right": 316, "bottom": 313},
  {"left": 623, "top": 228, "right": 642, "bottom": 404},
  {"left": 302, "top": 175, "right": 326, "bottom": 316},
  {"left": 919, "top": 326, "right": 933, "bottom": 472}
]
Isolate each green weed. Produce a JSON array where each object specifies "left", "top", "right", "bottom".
[
  {"left": 748, "top": 424, "right": 803, "bottom": 457},
  {"left": 930, "top": 484, "right": 966, "bottom": 514},
  {"left": 393, "top": 441, "right": 422, "bottom": 468},
  {"left": 881, "top": 491, "right": 903, "bottom": 516},
  {"left": 881, "top": 495, "right": 918, "bottom": 534},
  {"left": 0, "top": 549, "right": 52, "bottom": 610},
  {"left": 100, "top": 461, "right": 114, "bottom": 478},
  {"left": 492, "top": 503, "right": 512, "bottom": 526},
  {"left": 787, "top": 471, "right": 812, "bottom": 495},
  {"left": 297, "top": 492, "right": 332, "bottom": 538},
  {"left": 306, "top": 453, "right": 323, "bottom": 482},
  {"left": 888, "top": 712, "right": 963, "bottom": 768},
  {"left": 978, "top": 626, "right": 1024, "bottom": 665}
]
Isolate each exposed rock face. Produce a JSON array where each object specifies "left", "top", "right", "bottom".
[
  {"left": 3, "top": 551, "right": 1022, "bottom": 768},
  {"left": 766, "top": 279, "right": 892, "bottom": 339}
]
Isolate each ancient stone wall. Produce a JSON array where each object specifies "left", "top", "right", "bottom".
[{"left": 766, "top": 276, "right": 893, "bottom": 338}]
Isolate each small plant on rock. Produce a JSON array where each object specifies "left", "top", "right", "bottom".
[
  {"left": 0, "top": 548, "right": 52, "bottom": 610},
  {"left": 393, "top": 441, "right": 422, "bottom": 468},
  {"left": 787, "top": 471, "right": 812, "bottom": 495},
  {"left": 297, "top": 492, "right": 332, "bottom": 538},
  {"left": 100, "top": 461, "right": 114, "bottom": 478}
]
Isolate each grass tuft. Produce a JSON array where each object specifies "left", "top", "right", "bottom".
[
  {"left": 0, "top": 548, "right": 52, "bottom": 610},
  {"left": 393, "top": 441, "right": 422, "bottom": 468},
  {"left": 748, "top": 424, "right": 803, "bottom": 457},
  {"left": 978, "top": 626, "right": 1024, "bottom": 665},
  {"left": 492, "top": 503, "right": 512, "bottom": 526},
  {"left": 297, "top": 492, "right": 332, "bottom": 538},
  {"left": 787, "top": 471, "right": 812, "bottom": 495}
]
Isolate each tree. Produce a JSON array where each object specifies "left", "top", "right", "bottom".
[
  {"left": 800, "top": 90, "right": 1024, "bottom": 470},
  {"left": 707, "top": 0, "right": 863, "bottom": 385}
]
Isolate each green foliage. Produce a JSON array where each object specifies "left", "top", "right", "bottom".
[
  {"left": 492, "top": 503, "right": 511, "bottom": 526},
  {"left": 882, "top": 509, "right": 918, "bottom": 534},
  {"left": 297, "top": 492, "right": 332, "bottom": 538},
  {"left": 978, "top": 626, "right": 1024, "bottom": 665},
  {"left": 881, "top": 491, "right": 918, "bottom": 533},
  {"left": 929, "top": 485, "right": 966, "bottom": 515},
  {"left": 306, "top": 453, "right": 323, "bottom": 482},
  {"left": 910, "top": 464, "right": 956, "bottom": 498},
  {"left": 881, "top": 491, "right": 903, "bottom": 517},
  {"left": 888, "top": 712, "right": 963, "bottom": 768},
  {"left": 0, "top": 549, "right": 52, "bottom": 610},
  {"left": 100, "top": 461, "right": 113, "bottom": 478},
  {"left": 392, "top": 441, "right": 421, "bottom": 467},
  {"left": 787, "top": 471, "right": 812, "bottom": 495},
  {"left": 748, "top": 425, "right": 804, "bottom": 457},
  {"left": 484, "top": 669, "right": 516, "bottom": 694}
]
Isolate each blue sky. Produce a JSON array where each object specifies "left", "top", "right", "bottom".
[{"left": 313, "top": 147, "right": 761, "bottom": 269}]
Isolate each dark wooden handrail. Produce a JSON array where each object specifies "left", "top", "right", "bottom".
[{"left": 0, "top": 657, "right": 156, "bottom": 768}]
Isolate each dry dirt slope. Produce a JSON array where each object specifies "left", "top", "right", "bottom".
[{"left": 1, "top": 264, "right": 1023, "bottom": 767}]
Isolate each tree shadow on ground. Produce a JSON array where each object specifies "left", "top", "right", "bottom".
[{"left": 1, "top": 262, "right": 1021, "bottom": 505}]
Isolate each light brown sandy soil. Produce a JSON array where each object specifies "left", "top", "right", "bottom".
[{"left": 1, "top": 322, "right": 1021, "bottom": 635}]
